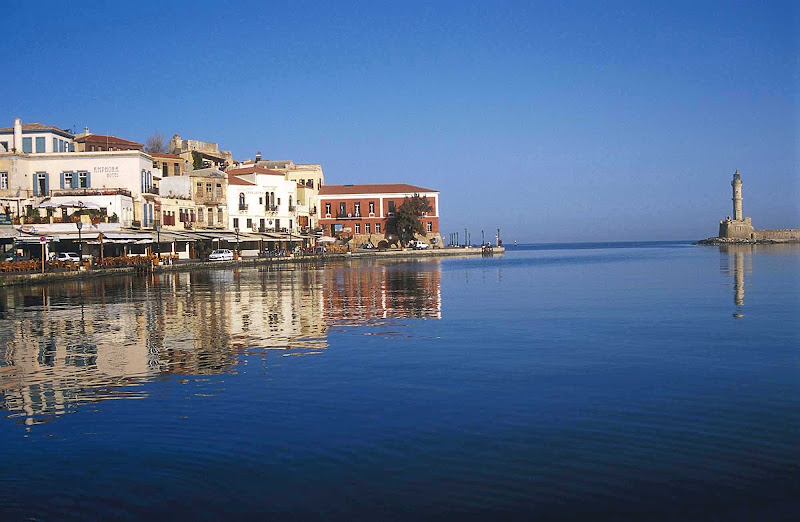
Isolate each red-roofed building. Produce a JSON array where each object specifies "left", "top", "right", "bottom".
[
  {"left": 149, "top": 152, "right": 185, "bottom": 177},
  {"left": 74, "top": 132, "right": 142, "bottom": 153},
  {"left": 317, "top": 183, "right": 440, "bottom": 247}
]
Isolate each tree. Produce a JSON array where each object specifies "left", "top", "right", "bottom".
[
  {"left": 191, "top": 151, "right": 204, "bottom": 170},
  {"left": 143, "top": 131, "right": 168, "bottom": 154},
  {"left": 387, "top": 194, "right": 433, "bottom": 247}
]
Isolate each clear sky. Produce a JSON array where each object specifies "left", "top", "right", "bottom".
[{"left": 4, "top": 0, "right": 797, "bottom": 242}]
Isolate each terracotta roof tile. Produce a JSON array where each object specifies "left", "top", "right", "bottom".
[
  {"left": 318, "top": 183, "right": 438, "bottom": 196},
  {"left": 227, "top": 174, "right": 257, "bottom": 186}
]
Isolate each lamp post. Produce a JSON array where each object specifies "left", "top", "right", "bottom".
[
  {"left": 76, "top": 220, "right": 83, "bottom": 263},
  {"left": 155, "top": 221, "right": 161, "bottom": 260}
]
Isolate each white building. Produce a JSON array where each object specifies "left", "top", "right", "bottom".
[
  {"left": 0, "top": 118, "right": 75, "bottom": 154},
  {"left": 226, "top": 166, "right": 299, "bottom": 233}
]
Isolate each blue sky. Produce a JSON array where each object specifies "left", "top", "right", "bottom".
[{"left": 3, "top": 0, "right": 797, "bottom": 242}]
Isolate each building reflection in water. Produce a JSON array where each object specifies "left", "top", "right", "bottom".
[
  {"left": 720, "top": 244, "right": 752, "bottom": 319},
  {"left": 0, "top": 259, "right": 442, "bottom": 425}
]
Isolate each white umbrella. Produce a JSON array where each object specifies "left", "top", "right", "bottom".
[
  {"left": 61, "top": 200, "right": 102, "bottom": 209},
  {"left": 318, "top": 236, "right": 336, "bottom": 243},
  {"left": 37, "top": 200, "right": 61, "bottom": 208}
]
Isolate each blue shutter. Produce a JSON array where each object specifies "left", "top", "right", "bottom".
[
  {"left": 33, "top": 175, "right": 39, "bottom": 196},
  {"left": 69, "top": 143, "right": 74, "bottom": 152},
  {"left": 60, "top": 172, "right": 65, "bottom": 189},
  {"left": 72, "top": 172, "right": 79, "bottom": 189},
  {"left": 85, "top": 171, "right": 91, "bottom": 188},
  {"left": 43, "top": 173, "right": 49, "bottom": 196},
  {"left": 53, "top": 138, "right": 58, "bottom": 153}
]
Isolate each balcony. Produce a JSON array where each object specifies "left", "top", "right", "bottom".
[
  {"left": 51, "top": 188, "right": 132, "bottom": 198},
  {"left": 265, "top": 205, "right": 278, "bottom": 213},
  {"left": 238, "top": 204, "right": 248, "bottom": 211},
  {"left": 288, "top": 205, "right": 295, "bottom": 212},
  {"left": 336, "top": 213, "right": 361, "bottom": 220},
  {"left": 144, "top": 186, "right": 159, "bottom": 195}
]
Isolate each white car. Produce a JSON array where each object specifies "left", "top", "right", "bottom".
[
  {"left": 55, "top": 252, "right": 81, "bottom": 262},
  {"left": 208, "top": 249, "right": 234, "bottom": 261},
  {"left": 409, "top": 240, "right": 429, "bottom": 250}
]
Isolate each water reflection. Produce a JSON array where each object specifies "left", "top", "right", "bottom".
[
  {"left": 0, "top": 259, "right": 442, "bottom": 425},
  {"left": 720, "top": 245, "right": 752, "bottom": 318}
]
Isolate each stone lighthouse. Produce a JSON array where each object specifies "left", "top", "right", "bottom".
[
  {"left": 719, "top": 170, "right": 754, "bottom": 239},
  {"left": 732, "top": 169, "right": 743, "bottom": 220}
]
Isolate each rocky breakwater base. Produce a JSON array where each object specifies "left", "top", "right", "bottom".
[{"left": 694, "top": 237, "right": 800, "bottom": 245}]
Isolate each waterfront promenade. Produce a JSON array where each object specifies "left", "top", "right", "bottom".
[{"left": 0, "top": 246, "right": 504, "bottom": 287}]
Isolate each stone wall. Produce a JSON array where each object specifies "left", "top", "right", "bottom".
[
  {"left": 752, "top": 229, "right": 800, "bottom": 241},
  {"left": 719, "top": 217, "right": 754, "bottom": 239}
]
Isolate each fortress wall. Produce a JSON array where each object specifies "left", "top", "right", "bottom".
[
  {"left": 753, "top": 229, "right": 800, "bottom": 241},
  {"left": 719, "top": 219, "right": 754, "bottom": 239}
]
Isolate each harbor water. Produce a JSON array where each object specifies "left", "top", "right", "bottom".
[{"left": 1, "top": 242, "right": 798, "bottom": 520}]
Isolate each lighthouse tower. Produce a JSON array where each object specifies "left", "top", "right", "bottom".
[
  {"left": 719, "top": 170, "right": 753, "bottom": 239},
  {"left": 732, "top": 169, "right": 743, "bottom": 220}
]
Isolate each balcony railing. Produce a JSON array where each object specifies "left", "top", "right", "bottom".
[
  {"left": 288, "top": 205, "right": 295, "bottom": 212},
  {"left": 51, "top": 188, "right": 132, "bottom": 198},
  {"left": 336, "top": 213, "right": 361, "bottom": 219},
  {"left": 144, "top": 186, "right": 159, "bottom": 195},
  {"left": 265, "top": 205, "right": 278, "bottom": 213},
  {"left": 239, "top": 204, "right": 248, "bottom": 211}
]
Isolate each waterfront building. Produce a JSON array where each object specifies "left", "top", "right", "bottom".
[
  {"left": 73, "top": 129, "right": 143, "bottom": 152},
  {"left": 317, "top": 183, "right": 441, "bottom": 247},
  {"left": 0, "top": 121, "right": 159, "bottom": 228},
  {"left": 0, "top": 118, "right": 74, "bottom": 154},
  {"left": 150, "top": 152, "right": 185, "bottom": 178},
  {"left": 159, "top": 167, "right": 228, "bottom": 229},
  {"left": 226, "top": 165, "right": 300, "bottom": 234}
]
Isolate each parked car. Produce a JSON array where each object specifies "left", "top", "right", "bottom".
[
  {"left": 208, "top": 249, "right": 234, "bottom": 261},
  {"left": 3, "top": 253, "right": 29, "bottom": 262},
  {"left": 408, "top": 240, "right": 429, "bottom": 250},
  {"left": 55, "top": 252, "right": 81, "bottom": 262}
]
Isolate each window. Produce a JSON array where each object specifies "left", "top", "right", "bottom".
[
  {"left": 35, "top": 137, "right": 45, "bottom": 153},
  {"left": 218, "top": 208, "right": 223, "bottom": 224},
  {"left": 375, "top": 223, "right": 381, "bottom": 234},
  {"left": 354, "top": 202, "right": 361, "bottom": 216},
  {"left": 162, "top": 162, "right": 169, "bottom": 177},
  {"left": 339, "top": 202, "right": 346, "bottom": 216},
  {"left": 275, "top": 219, "right": 280, "bottom": 230},
  {"left": 78, "top": 171, "right": 89, "bottom": 188},
  {"left": 325, "top": 202, "right": 331, "bottom": 215},
  {"left": 198, "top": 208, "right": 204, "bottom": 222},
  {"left": 59, "top": 140, "right": 65, "bottom": 152},
  {"left": 0, "top": 172, "right": 7, "bottom": 190},
  {"left": 53, "top": 137, "right": 58, "bottom": 152},
  {"left": 196, "top": 182, "right": 203, "bottom": 197},
  {"left": 0, "top": 141, "right": 8, "bottom": 152},
  {"left": 355, "top": 223, "right": 360, "bottom": 234},
  {"left": 427, "top": 222, "right": 433, "bottom": 232},
  {"left": 174, "top": 163, "right": 180, "bottom": 175},
  {"left": 22, "top": 137, "right": 32, "bottom": 153},
  {"left": 62, "top": 171, "right": 74, "bottom": 188},
  {"left": 34, "top": 172, "right": 48, "bottom": 196},
  {"left": 259, "top": 197, "right": 263, "bottom": 205},
  {"left": 239, "top": 193, "right": 245, "bottom": 210},
  {"left": 216, "top": 183, "right": 222, "bottom": 198},
  {"left": 277, "top": 197, "right": 281, "bottom": 206},
  {"left": 369, "top": 201, "right": 375, "bottom": 214},
  {"left": 246, "top": 218, "right": 252, "bottom": 228},
  {"left": 388, "top": 201, "right": 395, "bottom": 214},
  {"left": 206, "top": 182, "right": 212, "bottom": 195},
  {"left": 365, "top": 223, "right": 371, "bottom": 234},
  {"left": 233, "top": 217, "right": 239, "bottom": 229}
]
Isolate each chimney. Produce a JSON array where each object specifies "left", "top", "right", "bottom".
[
  {"left": 13, "top": 118, "right": 22, "bottom": 152},
  {"left": 84, "top": 127, "right": 90, "bottom": 134},
  {"left": 255, "top": 151, "right": 262, "bottom": 162}
]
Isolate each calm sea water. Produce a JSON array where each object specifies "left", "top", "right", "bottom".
[{"left": 1, "top": 242, "right": 798, "bottom": 521}]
